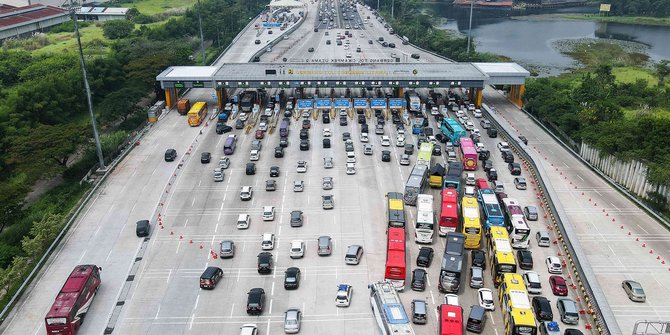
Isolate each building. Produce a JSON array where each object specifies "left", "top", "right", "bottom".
[
  {"left": 75, "top": 6, "right": 128, "bottom": 21},
  {"left": 0, "top": 4, "right": 69, "bottom": 42}
]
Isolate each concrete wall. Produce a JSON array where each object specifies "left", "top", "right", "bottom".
[{"left": 580, "top": 142, "right": 669, "bottom": 204}]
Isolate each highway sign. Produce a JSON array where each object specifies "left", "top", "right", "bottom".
[
  {"left": 353, "top": 98, "right": 368, "bottom": 108},
  {"left": 370, "top": 98, "right": 387, "bottom": 108},
  {"left": 316, "top": 98, "right": 332, "bottom": 108},
  {"left": 389, "top": 98, "right": 404, "bottom": 109},
  {"left": 297, "top": 99, "right": 314, "bottom": 109},
  {"left": 334, "top": 98, "right": 351, "bottom": 108}
]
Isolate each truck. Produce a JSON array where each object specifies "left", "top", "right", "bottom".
[
  {"left": 240, "top": 91, "right": 258, "bottom": 113},
  {"left": 177, "top": 99, "right": 190, "bottom": 115},
  {"left": 429, "top": 163, "right": 445, "bottom": 188},
  {"left": 405, "top": 91, "right": 421, "bottom": 113}
]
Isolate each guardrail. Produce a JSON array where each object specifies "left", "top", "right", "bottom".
[
  {"left": 248, "top": 11, "right": 307, "bottom": 63},
  {"left": 520, "top": 108, "right": 670, "bottom": 231},
  {"left": 482, "top": 104, "right": 622, "bottom": 335}
]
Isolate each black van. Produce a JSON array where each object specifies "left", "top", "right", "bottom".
[
  {"left": 199, "top": 266, "right": 223, "bottom": 289},
  {"left": 487, "top": 127, "right": 498, "bottom": 138},
  {"left": 164, "top": 148, "right": 177, "bottom": 162},
  {"left": 411, "top": 299, "right": 427, "bottom": 324},
  {"left": 323, "top": 138, "right": 331, "bottom": 148},
  {"left": 135, "top": 220, "right": 150, "bottom": 237},
  {"left": 466, "top": 305, "right": 487, "bottom": 333}
]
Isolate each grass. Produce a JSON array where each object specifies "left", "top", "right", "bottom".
[
  {"left": 32, "top": 25, "right": 110, "bottom": 57},
  {"left": 561, "top": 14, "right": 670, "bottom": 27},
  {"left": 612, "top": 66, "right": 659, "bottom": 85},
  {"left": 124, "top": 0, "right": 194, "bottom": 15},
  {"left": 562, "top": 40, "right": 648, "bottom": 68}
]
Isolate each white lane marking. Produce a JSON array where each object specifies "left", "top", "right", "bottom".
[
  {"left": 230, "top": 303, "right": 235, "bottom": 317},
  {"left": 278, "top": 226, "right": 282, "bottom": 236},
  {"left": 575, "top": 174, "right": 584, "bottom": 181},
  {"left": 266, "top": 319, "right": 271, "bottom": 335},
  {"left": 78, "top": 250, "right": 87, "bottom": 263},
  {"left": 189, "top": 313, "right": 195, "bottom": 330},
  {"left": 215, "top": 223, "right": 219, "bottom": 232},
  {"left": 191, "top": 197, "right": 196, "bottom": 207},
  {"left": 184, "top": 218, "right": 189, "bottom": 227},
  {"left": 637, "top": 224, "right": 649, "bottom": 234},
  {"left": 608, "top": 245, "right": 617, "bottom": 256},
  {"left": 269, "top": 299, "right": 273, "bottom": 314},
  {"left": 426, "top": 274, "right": 431, "bottom": 287},
  {"left": 490, "top": 311, "right": 496, "bottom": 325},
  {"left": 217, "top": 212, "right": 222, "bottom": 222},
  {"left": 430, "top": 291, "right": 435, "bottom": 305},
  {"left": 167, "top": 269, "right": 172, "bottom": 284},
  {"left": 154, "top": 305, "right": 161, "bottom": 319},
  {"left": 271, "top": 281, "right": 275, "bottom": 296},
  {"left": 237, "top": 269, "right": 241, "bottom": 282},
  {"left": 302, "top": 302, "right": 306, "bottom": 316},
  {"left": 176, "top": 241, "right": 182, "bottom": 254},
  {"left": 105, "top": 248, "right": 114, "bottom": 262}
]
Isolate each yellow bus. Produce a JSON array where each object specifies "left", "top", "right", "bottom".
[
  {"left": 187, "top": 101, "right": 208, "bottom": 126},
  {"left": 487, "top": 226, "right": 517, "bottom": 287},
  {"left": 460, "top": 196, "right": 481, "bottom": 249},
  {"left": 499, "top": 273, "right": 537, "bottom": 335}
]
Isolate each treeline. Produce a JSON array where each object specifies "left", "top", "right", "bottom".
[
  {"left": 366, "top": 0, "right": 500, "bottom": 62},
  {"left": 0, "top": 0, "right": 263, "bottom": 306},
  {"left": 606, "top": 0, "right": 670, "bottom": 17},
  {"left": 523, "top": 64, "right": 670, "bottom": 189}
]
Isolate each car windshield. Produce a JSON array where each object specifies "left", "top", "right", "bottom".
[
  {"left": 285, "top": 319, "right": 297, "bottom": 325},
  {"left": 632, "top": 288, "right": 644, "bottom": 294},
  {"left": 337, "top": 293, "right": 347, "bottom": 299},
  {"left": 286, "top": 277, "right": 296, "bottom": 282}
]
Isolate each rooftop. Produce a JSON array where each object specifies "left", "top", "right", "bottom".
[{"left": 0, "top": 4, "right": 67, "bottom": 29}]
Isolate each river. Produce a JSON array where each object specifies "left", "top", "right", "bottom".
[{"left": 427, "top": 4, "right": 670, "bottom": 76}]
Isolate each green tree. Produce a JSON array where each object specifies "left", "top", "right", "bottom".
[
  {"left": 0, "top": 49, "right": 32, "bottom": 87},
  {"left": 0, "top": 183, "right": 26, "bottom": 233},
  {"left": 655, "top": 60, "right": 670, "bottom": 86},
  {"left": 102, "top": 20, "right": 135, "bottom": 39},
  {"left": 98, "top": 87, "right": 144, "bottom": 123}
]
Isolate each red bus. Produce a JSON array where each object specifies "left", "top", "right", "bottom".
[
  {"left": 439, "top": 189, "right": 459, "bottom": 236},
  {"left": 438, "top": 304, "right": 463, "bottom": 335},
  {"left": 45, "top": 265, "right": 101, "bottom": 335},
  {"left": 458, "top": 137, "right": 478, "bottom": 171},
  {"left": 385, "top": 227, "right": 406, "bottom": 291}
]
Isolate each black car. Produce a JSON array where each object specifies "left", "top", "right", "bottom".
[
  {"left": 246, "top": 163, "right": 256, "bottom": 175},
  {"left": 216, "top": 123, "right": 232, "bottom": 134},
  {"left": 531, "top": 296, "right": 553, "bottom": 321},
  {"left": 300, "top": 129, "right": 309, "bottom": 140},
  {"left": 323, "top": 138, "right": 331, "bottom": 148},
  {"left": 342, "top": 132, "right": 351, "bottom": 141},
  {"left": 279, "top": 137, "right": 289, "bottom": 148},
  {"left": 502, "top": 150, "right": 515, "bottom": 163},
  {"left": 411, "top": 53, "right": 420, "bottom": 59},
  {"left": 423, "top": 127, "right": 433, "bottom": 136},
  {"left": 300, "top": 139, "right": 310, "bottom": 151},
  {"left": 416, "top": 247, "right": 434, "bottom": 267},
  {"left": 517, "top": 249, "right": 534, "bottom": 270},
  {"left": 308, "top": 47, "right": 315, "bottom": 52},
  {"left": 509, "top": 162, "right": 522, "bottom": 175},
  {"left": 479, "top": 149, "right": 490, "bottom": 161},
  {"left": 246, "top": 288, "right": 266, "bottom": 315},
  {"left": 257, "top": 252, "right": 273, "bottom": 274},
  {"left": 135, "top": 220, "right": 150, "bottom": 237},
  {"left": 432, "top": 144, "right": 442, "bottom": 156},
  {"left": 270, "top": 166, "right": 280, "bottom": 177},
  {"left": 302, "top": 119, "right": 311, "bottom": 129},
  {"left": 284, "top": 267, "right": 301, "bottom": 289},
  {"left": 392, "top": 114, "right": 401, "bottom": 124},
  {"left": 290, "top": 210, "right": 303, "bottom": 227},
  {"left": 471, "top": 249, "right": 486, "bottom": 270},
  {"left": 435, "top": 133, "right": 447, "bottom": 143},
  {"left": 519, "top": 135, "right": 528, "bottom": 145},
  {"left": 358, "top": 114, "right": 366, "bottom": 124},
  {"left": 235, "top": 119, "right": 245, "bottom": 129},
  {"left": 564, "top": 330, "right": 584, "bottom": 335},
  {"left": 274, "top": 146, "right": 284, "bottom": 158},
  {"left": 483, "top": 160, "right": 493, "bottom": 172},
  {"left": 323, "top": 113, "right": 331, "bottom": 123},
  {"left": 411, "top": 268, "right": 427, "bottom": 291},
  {"left": 361, "top": 123, "right": 369, "bottom": 133},
  {"left": 340, "top": 116, "right": 348, "bottom": 126},
  {"left": 487, "top": 168, "right": 498, "bottom": 181},
  {"left": 164, "top": 148, "right": 177, "bottom": 162},
  {"left": 381, "top": 150, "right": 391, "bottom": 162}
]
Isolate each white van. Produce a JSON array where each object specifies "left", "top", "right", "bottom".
[
  {"left": 262, "top": 206, "right": 275, "bottom": 221},
  {"left": 236, "top": 214, "right": 250, "bottom": 229}
]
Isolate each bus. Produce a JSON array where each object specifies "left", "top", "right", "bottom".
[
  {"left": 499, "top": 273, "right": 537, "bottom": 335},
  {"left": 187, "top": 101, "right": 208, "bottom": 126},
  {"left": 385, "top": 227, "right": 407, "bottom": 290},
  {"left": 412, "top": 117, "right": 428, "bottom": 134},
  {"left": 45, "top": 265, "right": 102, "bottom": 335},
  {"left": 438, "top": 304, "right": 463, "bottom": 335},
  {"left": 439, "top": 232, "right": 465, "bottom": 293},
  {"left": 458, "top": 137, "right": 478, "bottom": 171},
  {"left": 404, "top": 164, "right": 428, "bottom": 206},
  {"left": 502, "top": 198, "right": 531, "bottom": 249},
  {"left": 460, "top": 196, "right": 482, "bottom": 249},
  {"left": 479, "top": 189, "right": 505, "bottom": 228},
  {"left": 369, "top": 281, "right": 416, "bottom": 335},
  {"left": 387, "top": 192, "right": 406, "bottom": 228},
  {"left": 439, "top": 189, "right": 459, "bottom": 236},
  {"left": 443, "top": 162, "right": 463, "bottom": 191},
  {"left": 487, "top": 226, "right": 517, "bottom": 287},
  {"left": 417, "top": 142, "right": 434, "bottom": 167},
  {"left": 441, "top": 118, "right": 467, "bottom": 144},
  {"left": 415, "top": 194, "right": 435, "bottom": 243}
]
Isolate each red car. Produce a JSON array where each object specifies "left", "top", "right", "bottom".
[
  {"left": 255, "top": 130, "right": 265, "bottom": 139},
  {"left": 549, "top": 275, "right": 568, "bottom": 296}
]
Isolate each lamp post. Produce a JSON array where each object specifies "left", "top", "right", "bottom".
[
  {"left": 69, "top": 0, "right": 105, "bottom": 170},
  {"left": 466, "top": 2, "right": 473, "bottom": 54},
  {"left": 197, "top": 0, "right": 206, "bottom": 65}
]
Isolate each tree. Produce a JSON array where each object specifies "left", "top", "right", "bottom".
[
  {"left": 0, "top": 183, "right": 26, "bottom": 233},
  {"left": 102, "top": 20, "right": 135, "bottom": 40},
  {"left": 0, "top": 49, "right": 32, "bottom": 87},
  {"left": 655, "top": 60, "right": 670, "bottom": 86},
  {"left": 98, "top": 87, "right": 144, "bottom": 123}
]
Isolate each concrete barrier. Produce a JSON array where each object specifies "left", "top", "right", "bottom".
[{"left": 248, "top": 10, "right": 307, "bottom": 63}]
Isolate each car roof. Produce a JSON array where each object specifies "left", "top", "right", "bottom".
[{"left": 338, "top": 284, "right": 351, "bottom": 290}]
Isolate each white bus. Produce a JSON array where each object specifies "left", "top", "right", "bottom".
[
  {"left": 369, "top": 281, "right": 416, "bottom": 335},
  {"left": 502, "top": 198, "right": 531, "bottom": 249},
  {"left": 415, "top": 194, "right": 435, "bottom": 243}
]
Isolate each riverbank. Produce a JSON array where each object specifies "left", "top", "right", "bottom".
[{"left": 561, "top": 13, "right": 670, "bottom": 26}]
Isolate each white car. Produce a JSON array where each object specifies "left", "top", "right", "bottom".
[
  {"left": 323, "top": 128, "right": 332, "bottom": 137},
  {"left": 261, "top": 233, "right": 275, "bottom": 250},
  {"left": 441, "top": 107, "right": 449, "bottom": 115},
  {"left": 464, "top": 186, "right": 476, "bottom": 197},
  {"left": 250, "top": 149, "right": 259, "bottom": 161},
  {"left": 523, "top": 271, "right": 542, "bottom": 294},
  {"left": 475, "top": 142, "right": 485, "bottom": 152},
  {"left": 478, "top": 288, "right": 495, "bottom": 311},
  {"left": 346, "top": 52, "right": 352, "bottom": 58},
  {"left": 431, "top": 106, "right": 439, "bottom": 115},
  {"left": 546, "top": 256, "right": 562, "bottom": 274},
  {"left": 464, "top": 121, "right": 475, "bottom": 130},
  {"left": 289, "top": 240, "right": 305, "bottom": 259},
  {"left": 465, "top": 173, "right": 476, "bottom": 186},
  {"left": 472, "top": 128, "right": 480, "bottom": 136},
  {"left": 498, "top": 141, "right": 510, "bottom": 152},
  {"left": 335, "top": 284, "right": 353, "bottom": 307},
  {"left": 360, "top": 133, "right": 369, "bottom": 142},
  {"left": 346, "top": 151, "right": 356, "bottom": 163},
  {"left": 339, "top": 109, "right": 348, "bottom": 116},
  {"left": 380, "top": 136, "right": 391, "bottom": 147},
  {"left": 428, "top": 135, "right": 437, "bottom": 144},
  {"left": 239, "top": 113, "right": 249, "bottom": 121},
  {"left": 444, "top": 294, "right": 459, "bottom": 306},
  {"left": 324, "top": 157, "right": 334, "bottom": 169},
  {"left": 263, "top": 108, "right": 272, "bottom": 117},
  {"left": 397, "top": 127, "right": 405, "bottom": 135},
  {"left": 346, "top": 163, "right": 356, "bottom": 175},
  {"left": 293, "top": 180, "right": 304, "bottom": 192},
  {"left": 296, "top": 160, "right": 308, "bottom": 173},
  {"left": 399, "top": 154, "right": 410, "bottom": 166},
  {"left": 473, "top": 109, "right": 482, "bottom": 118},
  {"left": 396, "top": 135, "right": 405, "bottom": 147}
]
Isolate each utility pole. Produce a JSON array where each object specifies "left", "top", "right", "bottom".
[
  {"left": 69, "top": 0, "right": 105, "bottom": 170},
  {"left": 197, "top": 0, "right": 206, "bottom": 65},
  {"left": 377, "top": 0, "right": 380, "bottom": 10},
  {"left": 466, "top": 2, "right": 473, "bottom": 54},
  {"left": 391, "top": 0, "right": 394, "bottom": 19}
]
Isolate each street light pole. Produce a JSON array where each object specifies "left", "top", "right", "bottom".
[
  {"left": 69, "top": 0, "right": 105, "bottom": 170},
  {"left": 391, "top": 0, "right": 394, "bottom": 19},
  {"left": 197, "top": 0, "right": 206, "bottom": 65},
  {"left": 466, "top": 2, "right": 473, "bottom": 54}
]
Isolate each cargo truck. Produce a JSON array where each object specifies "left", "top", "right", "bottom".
[
  {"left": 429, "top": 163, "right": 445, "bottom": 188},
  {"left": 177, "top": 99, "right": 190, "bottom": 115}
]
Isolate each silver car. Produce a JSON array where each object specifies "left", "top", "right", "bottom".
[
  {"left": 323, "top": 177, "right": 333, "bottom": 190},
  {"left": 219, "top": 240, "right": 235, "bottom": 258},
  {"left": 622, "top": 280, "right": 646, "bottom": 302},
  {"left": 284, "top": 308, "right": 302, "bottom": 333}
]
